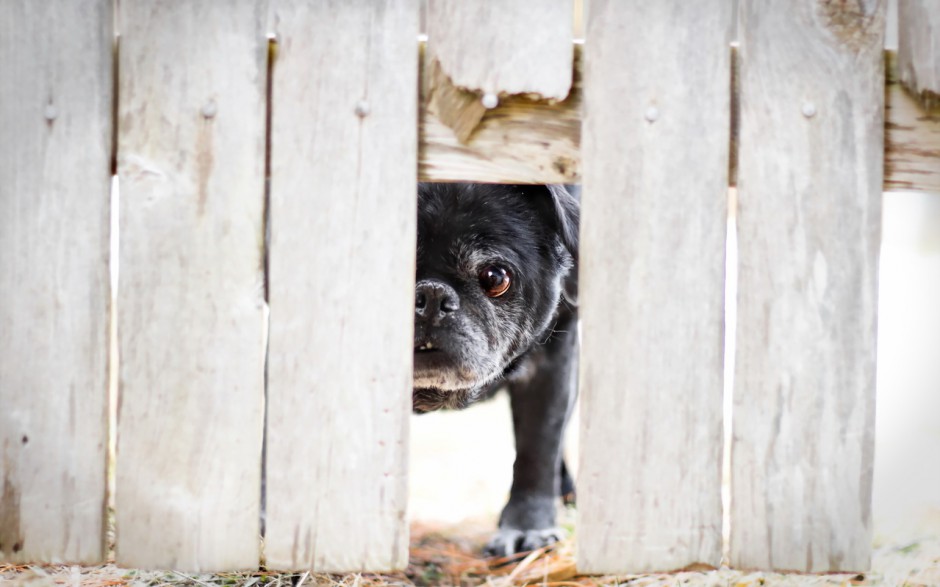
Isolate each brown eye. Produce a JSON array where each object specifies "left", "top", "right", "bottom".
[{"left": 479, "top": 265, "right": 511, "bottom": 298}]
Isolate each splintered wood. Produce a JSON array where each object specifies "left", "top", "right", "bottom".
[
  {"left": 419, "top": 45, "right": 582, "bottom": 184},
  {"left": 732, "top": 1, "right": 885, "bottom": 572},
  {"left": 115, "top": 1, "right": 267, "bottom": 572},
  {"left": 426, "top": 0, "right": 573, "bottom": 142},
  {"left": 418, "top": 47, "right": 938, "bottom": 192},
  {"left": 264, "top": 0, "right": 417, "bottom": 573},
  {"left": 0, "top": 0, "right": 112, "bottom": 565},
  {"left": 577, "top": 1, "right": 731, "bottom": 574}
]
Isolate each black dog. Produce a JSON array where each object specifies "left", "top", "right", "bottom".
[{"left": 413, "top": 183, "right": 579, "bottom": 556}]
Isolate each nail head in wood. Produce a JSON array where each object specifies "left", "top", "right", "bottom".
[{"left": 201, "top": 100, "right": 217, "bottom": 119}]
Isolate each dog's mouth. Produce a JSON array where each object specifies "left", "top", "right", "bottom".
[
  {"left": 413, "top": 338, "right": 454, "bottom": 375},
  {"left": 414, "top": 341, "right": 441, "bottom": 353}
]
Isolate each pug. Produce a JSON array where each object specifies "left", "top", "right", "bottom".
[{"left": 413, "top": 183, "right": 580, "bottom": 557}]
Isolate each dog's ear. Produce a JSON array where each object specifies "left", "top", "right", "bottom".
[
  {"left": 515, "top": 184, "right": 580, "bottom": 260},
  {"left": 546, "top": 184, "right": 580, "bottom": 261},
  {"left": 516, "top": 184, "right": 580, "bottom": 306}
]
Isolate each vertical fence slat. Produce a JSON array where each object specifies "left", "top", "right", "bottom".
[
  {"left": 427, "top": 0, "right": 573, "bottom": 100},
  {"left": 577, "top": 1, "right": 731, "bottom": 574},
  {"left": 115, "top": 2, "right": 267, "bottom": 571},
  {"left": 265, "top": 0, "right": 418, "bottom": 572},
  {"left": 0, "top": 0, "right": 112, "bottom": 564},
  {"left": 898, "top": 0, "right": 940, "bottom": 111},
  {"left": 426, "top": 0, "right": 572, "bottom": 142},
  {"left": 731, "top": 2, "right": 885, "bottom": 572}
]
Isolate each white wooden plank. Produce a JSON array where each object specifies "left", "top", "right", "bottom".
[
  {"left": 115, "top": 1, "right": 267, "bottom": 572},
  {"left": 427, "top": 0, "right": 573, "bottom": 100},
  {"left": 898, "top": 0, "right": 940, "bottom": 111},
  {"left": 426, "top": 0, "right": 573, "bottom": 141},
  {"left": 577, "top": 1, "right": 731, "bottom": 574},
  {"left": 731, "top": 1, "right": 885, "bottom": 572},
  {"left": 0, "top": 0, "right": 112, "bottom": 564},
  {"left": 264, "top": 0, "right": 417, "bottom": 573}
]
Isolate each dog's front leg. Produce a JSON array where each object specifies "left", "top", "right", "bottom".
[{"left": 484, "top": 323, "right": 578, "bottom": 557}]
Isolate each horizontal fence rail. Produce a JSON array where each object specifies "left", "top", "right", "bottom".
[
  {"left": 2, "top": 0, "right": 939, "bottom": 576},
  {"left": 420, "top": 44, "right": 939, "bottom": 190}
]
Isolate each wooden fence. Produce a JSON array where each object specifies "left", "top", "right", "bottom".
[{"left": 2, "top": 0, "right": 939, "bottom": 576}]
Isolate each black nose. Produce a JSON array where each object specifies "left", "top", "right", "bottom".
[{"left": 415, "top": 280, "right": 460, "bottom": 319}]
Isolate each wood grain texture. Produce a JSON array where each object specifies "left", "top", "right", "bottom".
[
  {"left": 265, "top": 0, "right": 417, "bottom": 572},
  {"left": 418, "top": 46, "right": 935, "bottom": 190},
  {"left": 898, "top": 0, "right": 940, "bottom": 110},
  {"left": 419, "top": 43, "right": 582, "bottom": 184},
  {"left": 426, "top": 58, "right": 488, "bottom": 144},
  {"left": 426, "top": 0, "right": 572, "bottom": 140},
  {"left": 576, "top": 1, "right": 730, "bottom": 574},
  {"left": 427, "top": 0, "right": 573, "bottom": 100},
  {"left": 0, "top": 0, "right": 112, "bottom": 565},
  {"left": 731, "top": 1, "right": 885, "bottom": 572},
  {"left": 115, "top": 1, "right": 267, "bottom": 572},
  {"left": 886, "top": 51, "right": 940, "bottom": 193}
]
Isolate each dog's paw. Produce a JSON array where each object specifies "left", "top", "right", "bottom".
[{"left": 483, "top": 527, "right": 567, "bottom": 558}]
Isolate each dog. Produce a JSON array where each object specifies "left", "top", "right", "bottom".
[{"left": 413, "top": 183, "right": 580, "bottom": 557}]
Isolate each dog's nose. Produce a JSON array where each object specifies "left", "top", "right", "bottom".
[{"left": 415, "top": 280, "right": 460, "bottom": 319}]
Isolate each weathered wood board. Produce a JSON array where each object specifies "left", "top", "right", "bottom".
[
  {"left": 426, "top": 0, "right": 573, "bottom": 140},
  {"left": 427, "top": 0, "right": 572, "bottom": 99},
  {"left": 886, "top": 52, "right": 940, "bottom": 194},
  {"left": 115, "top": 2, "right": 267, "bottom": 572},
  {"left": 731, "top": 1, "right": 885, "bottom": 572},
  {"left": 898, "top": 0, "right": 940, "bottom": 111},
  {"left": 420, "top": 44, "right": 582, "bottom": 184},
  {"left": 577, "top": 1, "right": 731, "bottom": 574},
  {"left": 0, "top": 0, "right": 112, "bottom": 565},
  {"left": 418, "top": 47, "right": 938, "bottom": 191},
  {"left": 264, "top": 0, "right": 417, "bottom": 572}
]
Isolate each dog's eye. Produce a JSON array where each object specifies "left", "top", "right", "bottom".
[{"left": 478, "top": 266, "right": 511, "bottom": 298}]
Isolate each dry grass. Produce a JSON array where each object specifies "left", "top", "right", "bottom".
[{"left": 3, "top": 520, "right": 939, "bottom": 587}]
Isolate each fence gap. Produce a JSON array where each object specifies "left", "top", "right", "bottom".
[
  {"left": 730, "top": 2, "right": 885, "bottom": 572},
  {"left": 114, "top": 1, "right": 268, "bottom": 571},
  {"left": 577, "top": 1, "right": 732, "bottom": 573},
  {"left": 263, "top": 0, "right": 418, "bottom": 572}
]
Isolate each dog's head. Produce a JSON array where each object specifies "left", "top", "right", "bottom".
[{"left": 413, "top": 183, "right": 579, "bottom": 412}]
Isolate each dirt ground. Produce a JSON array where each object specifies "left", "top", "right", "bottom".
[{"left": 2, "top": 510, "right": 939, "bottom": 587}]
